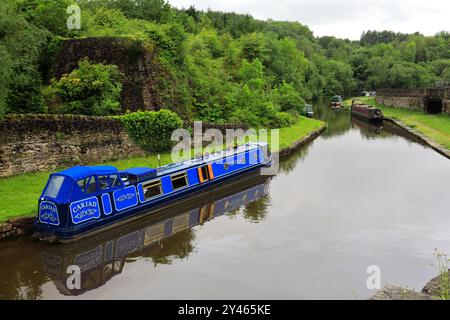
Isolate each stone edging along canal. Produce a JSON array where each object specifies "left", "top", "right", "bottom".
[
  {"left": 383, "top": 117, "right": 450, "bottom": 160},
  {"left": 277, "top": 125, "right": 327, "bottom": 159},
  {"left": 370, "top": 269, "right": 450, "bottom": 300},
  {"left": 0, "top": 124, "right": 328, "bottom": 241}
]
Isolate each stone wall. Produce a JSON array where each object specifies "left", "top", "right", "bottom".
[
  {"left": 0, "top": 115, "right": 252, "bottom": 178},
  {"left": 0, "top": 217, "right": 34, "bottom": 240},
  {"left": 0, "top": 114, "right": 144, "bottom": 178},
  {"left": 375, "top": 95, "right": 425, "bottom": 112},
  {"left": 51, "top": 37, "right": 161, "bottom": 113},
  {"left": 376, "top": 87, "right": 450, "bottom": 114}
]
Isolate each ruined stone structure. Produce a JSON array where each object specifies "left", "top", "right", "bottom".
[
  {"left": 376, "top": 87, "right": 450, "bottom": 114},
  {"left": 52, "top": 37, "right": 162, "bottom": 113},
  {"left": 0, "top": 114, "right": 144, "bottom": 178}
]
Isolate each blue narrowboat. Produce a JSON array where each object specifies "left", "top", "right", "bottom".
[
  {"left": 41, "top": 174, "right": 270, "bottom": 295},
  {"left": 33, "top": 142, "right": 271, "bottom": 243}
]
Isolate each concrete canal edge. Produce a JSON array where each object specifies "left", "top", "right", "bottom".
[
  {"left": 0, "top": 124, "right": 328, "bottom": 241},
  {"left": 383, "top": 117, "right": 450, "bottom": 160},
  {"left": 277, "top": 124, "right": 327, "bottom": 159}
]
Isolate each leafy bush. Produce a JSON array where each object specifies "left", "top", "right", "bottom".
[
  {"left": 273, "top": 81, "right": 306, "bottom": 114},
  {"left": 43, "top": 58, "right": 123, "bottom": 116},
  {"left": 120, "top": 109, "right": 183, "bottom": 152},
  {"left": 270, "top": 112, "right": 295, "bottom": 128}
]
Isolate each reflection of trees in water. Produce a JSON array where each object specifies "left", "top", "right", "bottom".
[
  {"left": 224, "top": 208, "right": 241, "bottom": 220},
  {"left": 313, "top": 97, "right": 352, "bottom": 139},
  {"left": 226, "top": 197, "right": 270, "bottom": 223},
  {"left": 141, "top": 229, "right": 196, "bottom": 267},
  {"left": 279, "top": 144, "right": 311, "bottom": 174},
  {"left": 0, "top": 239, "right": 46, "bottom": 300},
  {"left": 142, "top": 192, "right": 271, "bottom": 266},
  {"left": 319, "top": 110, "right": 351, "bottom": 138},
  {"left": 241, "top": 196, "right": 270, "bottom": 223}
]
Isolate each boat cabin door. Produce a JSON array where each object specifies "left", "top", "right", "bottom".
[{"left": 198, "top": 164, "right": 214, "bottom": 183}]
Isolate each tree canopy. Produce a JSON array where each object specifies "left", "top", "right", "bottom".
[{"left": 0, "top": 0, "right": 449, "bottom": 123}]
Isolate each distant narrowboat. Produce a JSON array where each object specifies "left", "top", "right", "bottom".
[
  {"left": 350, "top": 99, "right": 383, "bottom": 122},
  {"left": 303, "top": 104, "right": 314, "bottom": 118},
  {"left": 33, "top": 142, "right": 271, "bottom": 243},
  {"left": 331, "top": 95, "right": 343, "bottom": 108}
]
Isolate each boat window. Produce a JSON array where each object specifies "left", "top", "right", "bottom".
[
  {"left": 77, "top": 176, "right": 97, "bottom": 194},
  {"left": 127, "top": 175, "right": 138, "bottom": 185},
  {"left": 171, "top": 172, "right": 188, "bottom": 190},
  {"left": 120, "top": 173, "right": 130, "bottom": 186},
  {"left": 142, "top": 180, "right": 162, "bottom": 200},
  {"left": 98, "top": 175, "right": 110, "bottom": 191},
  {"left": 43, "top": 175, "right": 65, "bottom": 198},
  {"left": 109, "top": 174, "right": 121, "bottom": 188},
  {"left": 77, "top": 177, "right": 88, "bottom": 190}
]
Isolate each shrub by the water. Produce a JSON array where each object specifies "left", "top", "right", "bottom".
[
  {"left": 120, "top": 109, "right": 183, "bottom": 152},
  {"left": 43, "top": 58, "right": 123, "bottom": 116},
  {"left": 270, "top": 111, "right": 295, "bottom": 128}
]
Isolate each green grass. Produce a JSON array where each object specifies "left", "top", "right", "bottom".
[
  {"left": 343, "top": 96, "right": 450, "bottom": 150},
  {"left": 275, "top": 116, "right": 325, "bottom": 152},
  {"left": 0, "top": 116, "right": 325, "bottom": 222}
]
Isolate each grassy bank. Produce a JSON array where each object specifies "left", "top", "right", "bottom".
[
  {"left": 343, "top": 97, "right": 450, "bottom": 150},
  {"left": 0, "top": 116, "right": 325, "bottom": 222}
]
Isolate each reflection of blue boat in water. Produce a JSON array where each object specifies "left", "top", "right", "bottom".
[
  {"left": 41, "top": 173, "right": 271, "bottom": 295},
  {"left": 34, "top": 142, "right": 272, "bottom": 243}
]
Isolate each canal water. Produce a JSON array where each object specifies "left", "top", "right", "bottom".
[{"left": 1, "top": 102, "right": 449, "bottom": 299}]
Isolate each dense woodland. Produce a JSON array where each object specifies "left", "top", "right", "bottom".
[{"left": 1, "top": 0, "right": 450, "bottom": 126}]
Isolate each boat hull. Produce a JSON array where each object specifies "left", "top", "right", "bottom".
[{"left": 351, "top": 106, "right": 383, "bottom": 122}]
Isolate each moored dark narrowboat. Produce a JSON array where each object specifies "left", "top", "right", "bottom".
[
  {"left": 303, "top": 104, "right": 314, "bottom": 118},
  {"left": 33, "top": 142, "right": 272, "bottom": 243},
  {"left": 331, "top": 95, "right": 343, "bottom": 108},
  {"left": 350, "top": 99, "right": 383, "bottom": 122}
]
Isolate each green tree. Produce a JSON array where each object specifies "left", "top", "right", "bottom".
[
  {"left": 0, "top": 0, "right": 48, "bottom": 114},
  {"left": 239, "top": 32, "right": 268, "bottom": 62},
  {"left": 273, "top": 81, "right": 305, "bottom": 113},
  {"left": 320, "top": 59, "right": 356, "bottom": 96},
  {"left": 0, "top": 46, "right": 13, "bottom": 115},
  {"left": 16, "top": 0, "right": 73, "bottom": 36},
  {"left": 400, "top": 40, "right": 417, "bottom": 63},
  {"left": 238, "top": 58, "right": 265, "bottom": 90}
]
